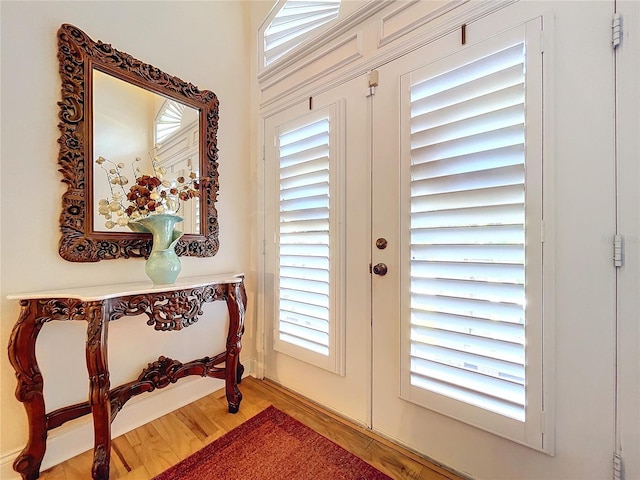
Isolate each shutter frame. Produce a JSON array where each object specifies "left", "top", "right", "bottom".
[
  {"left": 273, "top": 102, "right": 346, "bottom": 375},
  {"left": 401, "top": 25, "right": 541, "bottom": 432}
]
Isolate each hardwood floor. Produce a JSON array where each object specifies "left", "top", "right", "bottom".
[{"left": 39, "top": 376, "right": 464, "bottom": 480}]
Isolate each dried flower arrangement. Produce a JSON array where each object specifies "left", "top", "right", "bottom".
[{"left": 95, "top": 156, "right": 207, "bottom": 229}]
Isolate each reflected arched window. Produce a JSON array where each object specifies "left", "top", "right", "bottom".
[{"left": 154, "top": 100, "right": 185, "bottom": 144}]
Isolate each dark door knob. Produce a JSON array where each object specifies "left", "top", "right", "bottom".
[
  {"left": 376, "top": 238, "right": 388, "bottom": 250},
  {"left": 372, "top": 263, "right": 388, "bottom": 276}
]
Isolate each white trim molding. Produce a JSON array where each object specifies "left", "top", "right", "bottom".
[{"left": 259, "top": 0, "right": 519, "bottom": 111}]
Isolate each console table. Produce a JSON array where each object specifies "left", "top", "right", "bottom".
[{"left": 7, "top": 273, "right": 246, "bottom": 480}]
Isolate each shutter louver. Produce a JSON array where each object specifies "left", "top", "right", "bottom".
[
  {"left": 155, "top": 100, "right": 185, "bottom": 144},
  {"left": 408, "top": 43, "right": 527, "bottom": 421},
  {"left": 264, "top": 0, "right": 341, "bottom": 66},
  {"left": 278, "top": 116, "right": 331, "bottom": 356}
]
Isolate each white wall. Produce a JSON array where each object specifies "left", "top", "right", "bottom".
[{"left": 0, "top": 1, "right": 256, "bottom": 477}]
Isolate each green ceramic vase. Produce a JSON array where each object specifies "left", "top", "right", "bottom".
[{"left": 129, "top": 214, "right": 184, "bottom": 285}]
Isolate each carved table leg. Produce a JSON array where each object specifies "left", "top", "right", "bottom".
[
  {"left": 85, "top": 301, "right": 111, "bottom": 480},
  {"left": 237, "top": 361, "right": 245, "bottom": 385},
  {"left": 224, "top": 280, "right": 246, "bottom": 413},
  {"left": 7, "top": 300, "right": 47, "bottom": 480}
]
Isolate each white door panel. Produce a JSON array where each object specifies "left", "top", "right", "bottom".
[
  {"left": 263, "top": 76, "right": 372, "bottom": 424},
  {"left": 372, "top": 14, "right": 544, "bottom": 447},
  {"left": 370, "top": 2, "right": 616, "bottom": 477}
]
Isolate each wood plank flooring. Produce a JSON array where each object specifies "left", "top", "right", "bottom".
[{"left": 38, "top": 376, "right": 464, "bottom": 480}]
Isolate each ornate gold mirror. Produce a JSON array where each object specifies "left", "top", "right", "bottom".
[{"left": 57, "top": 24, "right": 219, "bottom": 262}]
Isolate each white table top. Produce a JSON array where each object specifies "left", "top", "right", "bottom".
[{"left": 7, "top": 273, "right": 244, "bottom": 302}]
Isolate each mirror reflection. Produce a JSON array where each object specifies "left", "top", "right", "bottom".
[
  {"left": 57, "top": 24, "right": 220, "bottom": 262},
  {"left": 93, "top": 69, "right": 201, "bottom": 234}
]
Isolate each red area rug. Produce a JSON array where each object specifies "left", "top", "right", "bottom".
[{"left": 152, "top": 405, "right": 392, "bottom": 480}]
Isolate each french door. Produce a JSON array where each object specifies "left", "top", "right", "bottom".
[
  {"left": 263, "top": 2, "right": 618, "bottom": 470},
  {"left": 371, "top": 15, "right": 547, "bottom": 450},
  {"left": 368, "top": 0, "right": 616, "bottom": 465},
  {"left": 263, "top": 75, "right": 372, "bottom": 425}
]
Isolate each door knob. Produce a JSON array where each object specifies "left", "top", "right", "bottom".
[
  {"left": 372, "top": 263, "right": 388, "bottom": 276},
  {"left": 375, "top": 238, "right": 388, "bottom": 250}
]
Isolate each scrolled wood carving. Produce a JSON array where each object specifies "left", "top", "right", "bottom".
[
  {"left": 39, "top": 298, "right": 86, "bottom": 323},
  {"left": 138, "top": 356, "right": 184, "bottom": 388},
  {"left": 109, "top": 354, "right": 227, "bottom": 418},
  {"left": 110, "top": 284, "right": 227, "bottom": 331},
  {"left": 57, "top": 24, "right": 220, "bottom": 262},
  {"left": 8, "top": 298, "right": 88, "bottom": 409}
]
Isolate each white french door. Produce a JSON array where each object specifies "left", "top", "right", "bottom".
[
  {"left": 371, "top": 14, "right": 549, "bottom": 450},
  {"left": 263, "top": 3, "right": 618, "bottom": 474},
  {"left": 263, "top": 75, "right": 372, "bottom": 425},
  {"left": 369, "top": 0, "right": 616, "bottom": 467}
]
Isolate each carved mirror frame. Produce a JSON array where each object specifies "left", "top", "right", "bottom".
[{"left": 57, "top": 24, "right": 219, "bottom": 262}]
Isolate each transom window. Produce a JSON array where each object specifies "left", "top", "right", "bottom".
[{"left": 262, "top": 0, "right": 341, "bottom": 67}]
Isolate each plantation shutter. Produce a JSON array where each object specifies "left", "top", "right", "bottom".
[
  {"left": 277, "top": 112, "right": 332, "bottom": 359},
  {"left": 264, "top": 0, "right": 341, "bottom": 66},
  {"left": 406, "top": 41, "right": 528, "bottom": 421},
  {"left": 155, "top": 100, "right": 185, "bottom": 144}
]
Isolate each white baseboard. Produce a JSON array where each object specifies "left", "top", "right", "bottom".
[
  {"left": 1, "top": 451, "right": 21, "bottom": 480},
  {"left": 1, "top": 357, "right": 256, "bottom": 479}
]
